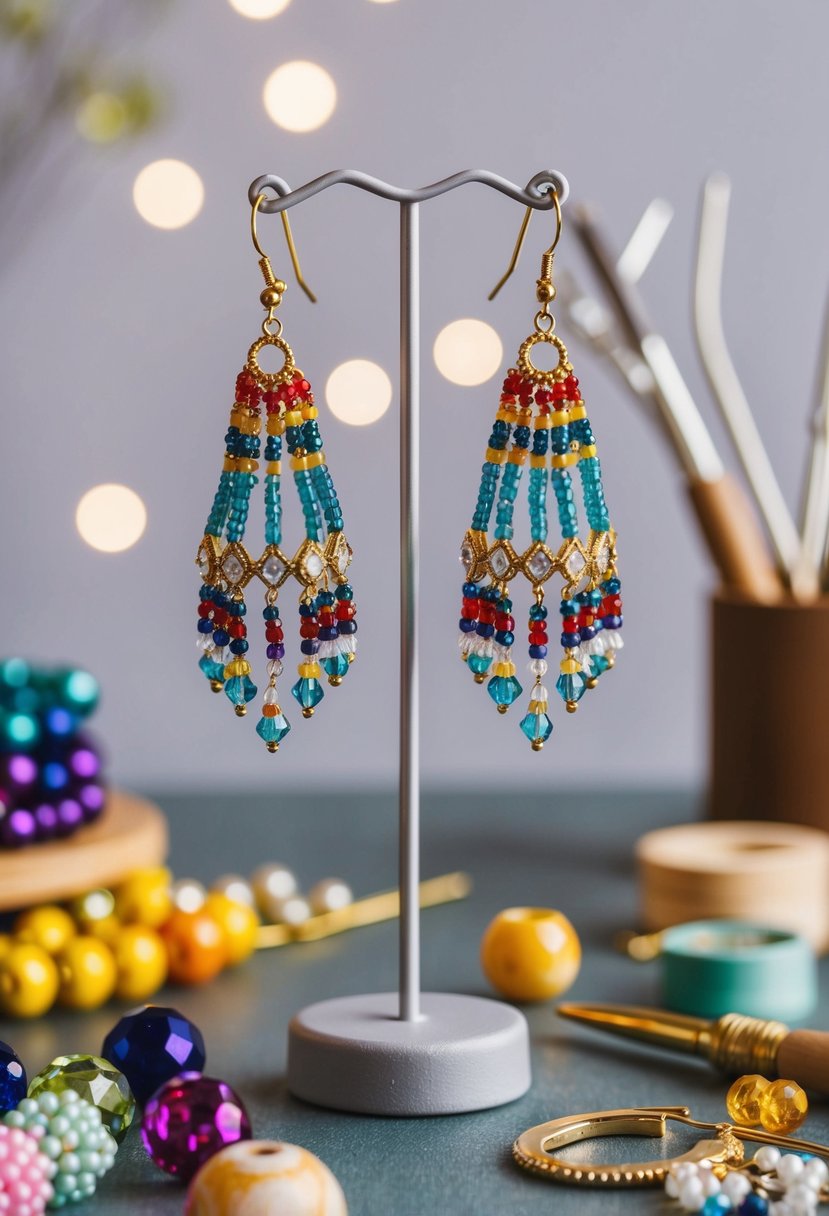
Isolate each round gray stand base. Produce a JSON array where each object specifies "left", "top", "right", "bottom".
[{"left": 287, "top": 990, "right": 532, "bottom": 1116}]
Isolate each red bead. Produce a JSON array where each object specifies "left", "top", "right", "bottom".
[
  {"left": 318, "top": 611, "right": 335, "bottom": 626},
  {"left": 227, "top": 620, "right": 246, "bottom": 639},
  {"left": 336, "top": 603, "right": 355, "bottom": 621},
  {"left": 565, "top": 375, "right": 579, "bottom": 391},
  {"left": 498, "top": 615, "right": 515, "bottom": 632},
  {"left": 577, "top": 611, "right": 594, "bottom": 629},
  {"left": 462, "top": 598, "right": 479, "bottom": 612},
  {"left": 211, "top": 609, "right": 228, "bottom": 628},
  {"left": 197, "top": 603, "right": 212, "bottom": 619},
  {"left": 603, "top": 595, "right": 622, "bottom": 613},
  {"left": 478, "top": 605, "right": 496, "bottom": 624},
  {"left": 299, "top": 621, "right": 319, "bottom": 639},
  {"left": 562, "top": 616, "right": 579, "bottom": 631},
  {"left": 264, "top": 625, "right": 280, "bottom": 643},
  {"left": 552, "top": 383, "right": 567, "bottom": 400}
]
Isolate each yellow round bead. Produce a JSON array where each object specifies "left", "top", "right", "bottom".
[
  {"left": 480, "top": 907, "right": 581, "bottom": 1003},
  {"left": 68, "top": 888, "right": 116, "bottom": 929},
  {"left": 203, "top": 893, "right": 260, "bottom": 966},
  {"left": 0, "top": 935, "right": 15, "bottom": 963},
  {"left": 725, "top": 1074, "right": 770, "bottom": 1127},
  {"left": 114, "top": 866, "right": 173, "bottom": 928},
  {"left": 55, "top": 936, "right": 117, "bottom": 1010},
  {"left": 0, "top": 943, "right": 60, "bottom": 1018},
  {"left": 14, "top": 905, "right": 76, "bottom": 955},
  {"left": 759, "top": 1077, "right": 808, "bottom": 1135},
  {"left": 112, "top": 924, "right": 168, "bottom": 1002}
]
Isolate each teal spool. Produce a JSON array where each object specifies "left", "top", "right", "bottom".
[{"left": 660, "top": 920, "right": 817, "bottom": 1022}]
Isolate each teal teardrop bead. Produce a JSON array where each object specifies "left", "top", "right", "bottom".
[
  {"left": 256, "top": 713, "right": 291, "bottom": 746},
  {"left": 198, "top": 654, "right": 225, "bottom": 683},
  {"left": 555, "top": 671, "right": 586, "bottom": 704},
  {"left": 519, "top": 710, "right": 553, "bottom": 745},
  {"left": 486, "top": 674, "right": 523, "bottom": 708},
  {"left": 468, "top": 653, "right": 493, "bottom": 676},
  {"left": 322, "top": 654, "right": 349, "bottom": 681},
  {"left": 587, "top": 654, "right": 610, "bottom": 679},
  {"left": 291, "top": 677, "right": 325, "bottom": 710},
  {"left": 224, "top": 675, "right": 258, "bottom": 706}
]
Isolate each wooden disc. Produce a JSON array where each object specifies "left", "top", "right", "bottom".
[{"left": 0, "top": 790, "right": 168, "bottom": 911}]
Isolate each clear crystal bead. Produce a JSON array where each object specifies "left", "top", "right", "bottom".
[
  {"left": 222, "top": 553, "right": 244, "bottom": 583},
  {"left": 490, "top": 547, "right": 509, "bottom": 577},
  {"left": 566, "top": 549, "right": 586, "bottom": 578},
  {"left": 460, "top": 542, "right": 474, "bottom": 571},
  {"left": 197, "top": 547, "right": 210, "bottom": 577},
  {"left": 335, "top": 537, "right": 351, "bottom": 573},
  {"left": 304, "top": 550, "right": 324, "bottom": 579},
  {"left": 261, "top": 554, "right": 283, "bottom": 585},
  {"left": 528, "top": 549, "right": 552, "bottom": 579},
  {"left": 595, "top": 535, "right": 611, "bottom": 573}
]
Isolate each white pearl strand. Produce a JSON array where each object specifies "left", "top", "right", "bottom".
[{"left": 664, "top": 1149, "right": 829, "bottom": 1216}]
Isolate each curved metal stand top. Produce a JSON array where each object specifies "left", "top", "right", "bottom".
[
  {"left": 249, "top": 168, "right": 568, "bottom": 1031},
  {"left": 248, "top": 168, "right": 569, "bottom": 212}
]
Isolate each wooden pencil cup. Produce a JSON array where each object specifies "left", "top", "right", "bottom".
[{"left": 710, "top": 593, "right": 829, "bottom": 829}]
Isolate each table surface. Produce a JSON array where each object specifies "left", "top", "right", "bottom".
[{"left": 2, "top": 788, "right": 827, "bottom": 1215}]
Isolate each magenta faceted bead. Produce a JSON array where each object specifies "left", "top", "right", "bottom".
[{"left": 141, "top": 1073, "right": 252, "bottom": 1182}]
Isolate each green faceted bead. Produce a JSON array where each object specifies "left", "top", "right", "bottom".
[{"left": 28, "top": 1054, "right": 135, "bottom": 1142}]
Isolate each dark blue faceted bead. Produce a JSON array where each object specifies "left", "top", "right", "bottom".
[
  {"left": 212, "top": 629, "right": 230, "bottom": 647},
  {"left": 0, "top": 1041, "right": 26, "bottom": 1113},
  {"left": 575, "top": 591, "right": 589, "bottom": 604},
  {"left": 561, "top": 632, "right": 580, "bottom": 648},
  {"left": 529, "top": 604, "right": 548, "bottom": 620},
  {"left": 462, "top": 582, "right": 479, "bottom": 598},
  {"left": 603, "top": 577, "right": 621, "bottom": 593},
  {"left": 476, "top": 623, "right": 495, "bottom": 639},
  {"left": 459, "top": 619, "right": 476, "bottom": 632},
  {"left": 559, "top": 599, "right": 578, "bottom": 616},
  {"left": 298, "top": 604, "right": 314, "bottom": 617},
  {"left": 529, "top": 644, "right": 548, "bottom": 659},
  {"left": 197, "top": 619, "right": 213, "bottom": 634},
  {"left": 214, "top": 592, "right": 229, "bottom": 608},
  {"left": 317, "top": 592, "right": 335, "bottom": 606},
  {"left": 227, "top": 602, "right": 246, "bottom": 616},
  {"left": 603, "top": 615, "right": 622, "bottom": 629},
  {"left": 496, "top": 631, "right": 515, "bottom": 647},
  {"left": 263, "top": 606, "right": 280, "bottom": 620},
  {"left": 101, "top": 1005, "right": 206, "bottom": 1106},
  {"left": 318, "top": 627, "right": 337, "bottom": 641},
  {"left": 229, "top": 639, "right": 249, "bottom": 655},
  {"left": 300, "top": 639, "right": 320, "bottom": 655},
  {"left": 339, "top": 621, "right": 357, "bottom": 635},
  {"left": 738, "top": 1196, "right": 769, "bottom": 1216},
  {"left": 500, "top": 598, "right": 513, "bottom": 613},
  {"left": 579, "top": 626, "right": 596, "bottom": 641},
  {"left": 199, "top": 586, "right": 213, "bottom": 601}
]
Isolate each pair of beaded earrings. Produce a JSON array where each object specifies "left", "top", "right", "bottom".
[{"left": 195, "top": 189, "right": 622, "bottom": 754}]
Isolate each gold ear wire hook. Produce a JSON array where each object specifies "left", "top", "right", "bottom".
[
  {"left": 251, "top": 192, "right": 317, "bottom": 304},
  {"left": 488, "top": 188, "right": 562, "bottom": 303}
]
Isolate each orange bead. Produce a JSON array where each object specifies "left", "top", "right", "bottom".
[
  {"left": 480, "top": 906, "right": 581, "bottom": 1003},
  {"left": 160, "top": 909, "right": 227, "bottom": 985}
]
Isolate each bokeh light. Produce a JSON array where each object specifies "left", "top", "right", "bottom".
[
  {"left": 326, "top": 360, "right": 393, "bottom": 426},
  {"left": 229, "top": 0, "right": 291, "bottom": 14},
  {"left": 132, "top": 159, "right": 204, "bottom": 230},
  {"left": 263, "top": 61, "right": 337, "bottom": 132},
  {"left": 76, "top": 485, "right": 147, "bottom": 553},
  {"left": 433, "top": 319, "right": 503, "bottom": 386}
]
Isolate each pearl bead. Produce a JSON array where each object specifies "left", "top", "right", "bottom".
[
  {"left": 308, "top": 879, "right": 353, "bottom": 916},
  {"left": 679, "top": 1176, "right": 705, "bottom": 1211},
  {"left": 698, "top": 1166, "right": 721, "bottom": 1196},
  {"left": 172, "top": 879, "right": 207, "bottom": 914},
  {"left": 185, "top": 1140, "right": 347, "bottom": 1216},
  {"left": 787, "top": 1183, "right": 820, "bottom": 1215},
  {"left": 251, "top": 864, "right": 298, "bottom": 920},
  {"left": 722, "top": 1172, "right": 752, "bottom": 1203},
  {"left": 778, "top": 1154, "right": 806, "bottom": 1186},
  {"left": 802, "top": 1159, "right": 829, "bottom": 1189},
  {"left": 272, "top": 896, "right": 311, "bottom": 927},
  {"left": 210, "top": 875, "right": 256, "bottom": 908},
  {"left": 755, "top": 1145, "right": 782, "bottom": 1172}
]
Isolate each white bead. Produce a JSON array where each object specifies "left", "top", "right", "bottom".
[
  {"left": 251, "top": 864, "right": 298, "bottom": 921},
  {"left": 670, "top": 1163, "right": 696, "bottom": 1182},
  {"left": 211, "top": 874, "right": 256, "bottom": 907},
  {"left": 755, "top": 1146, "right": 782, "bottom": 1172},
  {"left": 778, "top": 1155, "right": 806, "bottom": 1186},
  {"left": 529, "top": 659, "right": 548, "bottom": 676},
  {"left": 273, "top": 895, "right": 311, "bottom": 927},
  {"left": 532, "top": 685, "right": 549, "bottom": 701},
  {"left": 803, "top": 1159, "right": 829, "bottom": 1190},
  {"left": 171, "top": 878, "right": 206, "bottom": 913},
  {"left": 722, "top": 1172, "right": 752, "bottom": 1203},
  {"left": 263, "top": 687, "right": 279, "bottom": 705},
  {"left": 308, "top": 879, "right": 353, "bottom": 916},
  {"left": 698, "top": 1167, "right": 721, "bottom": 1197},
  {"left": 786, "top": 1183, "right": 819, "bottom": 1215},
  {"left": 665, "top": 1174, "right": 680, "bottom": 1198},
  {"left": 772, "top": 1203, "right": 794, "bottom": 1216},
  {"left": 678, "top": 1177, "right": 705, "bottom": 1211},
  {"left": 267, "top": 660, "right": 284, "bottom": 678}
]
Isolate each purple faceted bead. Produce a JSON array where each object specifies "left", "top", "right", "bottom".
[
  {"left": 78, "top": 783, "right": 106, "bottom": 819},
  {"left": 55, "top": 798, "right": 83, "bottom": 836},
  {"left": 3, "top": 754, "right": 37, "bottom": 793},
  {"left": 141, "top": 1072, "right": 251, "bottom": 1181},
  {"left": 68, "top": 741, "right": 101, "bottom": 781},
  {"left": 0, "top": 808, "right": 36, "bottom": 847},
  {"left": 33, "top": 802, "right": 59, "bottom": 841},
  {"left": 102, "top": 1005, "right": 207, "bottom": 1105}
]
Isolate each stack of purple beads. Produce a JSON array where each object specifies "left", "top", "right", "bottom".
[{"left": 0, "top": 660, "right": 107, "bottom": 848}]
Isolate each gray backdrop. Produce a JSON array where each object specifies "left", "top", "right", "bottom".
[{"left": 2, "top": 0, "right": 826, "bottom": 791}]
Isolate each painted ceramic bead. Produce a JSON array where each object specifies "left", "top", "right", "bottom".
[
  {"left": 114, "top": 867, "right": 173, "bottom": 928},
  {"left": 4, "top": 1089, "right": 115, "bottom": 1208},
  {"left": 480, "top": 907, "right": 581, "bottom": 1002},
  {"left": 102, "top": 1006, "right": 206, "bottom": 1106},
  {"left": 203, "top": 895, "right": 259, "bottom": 965},
  {"left": 759, "top": 1078, "right": 808, "bottom": 1134},
  {"left": 0, "top": 944, "right": 59, "bottom": 1018},
  {"left": 185, "top": 1140, "right": 348, "bottom": 1216},
  {"left": 112, "top": 924, "right": 168, "bottom": 1002},
  {"left": 160, "top": 909, "right": 227, "bottom": 985},
  {"left": 210, "top": 875, "right": 256, "bottom": 908},
  {"left": 0, "top": 1124, "right": 54, "bottom": 1214},
  {"left": 55, "top": 936, "right": 117, "bottom": 1010},
  {"left": 142, "top": 1073, "right": 252, "bottom": 1182},
  {"left": 308, "top": 879, "right": 353, "bottom": 916},
  {"left": 726, "top": 1075, "right": 769, "bottom": 1127},
  {"left": 13, "top": 906, "right": 76, "bottom": 956},
  {"left": 28, "top": 1054, "right": 135, "bottom": 1142},
  {"left": 0, "top": 1041, "right": 26, "bottom": 1113}
]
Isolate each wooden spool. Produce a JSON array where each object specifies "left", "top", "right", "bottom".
[{"left": 0, "top": 790, "right": 168, "bottom": 911}]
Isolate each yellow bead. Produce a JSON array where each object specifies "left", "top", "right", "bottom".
[
  {"left": 0, "top": 935, "right": 14, "bottom": 963},
  {"left": 0, "top": 943, "right": 60, "bottom": 1018},
  {"left": 114, "top": 866, "right": 173, "bottom": 928},
  {"left": 204, "top": 893, "right": 260, "bottom": 965},
  {"left": 759, "top": 1077, "right": 808, "bottom": 1135},
  {"left": 480, "top": 907, "right": 581, "bottom": 1003},
  {"left": 112, "top": 924, "right": 168, "bottom": 1002},
  {"left": 55, "top": 936, "right": 117, "bottom": 1010},
  {"left": 725, "top": 1074, "right": 770, "bottom": 1127},
  {"left": 13, "top": 905, "right": 76, "bottom": 955}
]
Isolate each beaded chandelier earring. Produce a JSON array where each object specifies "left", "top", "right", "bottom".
[
  {"left": 458, "top": 192, "right": 623, "bottom": 750},
  {"left": 195, "top": 196, "right": 358, "bottom": 752}
]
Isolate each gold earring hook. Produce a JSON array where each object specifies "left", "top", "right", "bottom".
[
  {"left": 251, "top": 192, "right": 317, "bottom": 304},
  {"left": 488, "top": 188, "right": 562, "bottom": 303}
]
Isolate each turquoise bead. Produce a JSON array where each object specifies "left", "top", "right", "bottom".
[
  {"left": 224, "top": 675, "right": 258, "bottom": 706},
  {"left": 198, "top": 655, "right": 225, "bottom": 683},
  {"left": 556, "top": 671, "right": 587, "bottom": 704},
  {"left": 587, "top": 654, "right": 610, "bottom": 679},
  {"left": 519, "top": 710, "right": 553, "bottom": 745},
  {"left": 322, "top": 654, "right": 350, "bottom": 680},
  {"left": 291, "top": 677, "right": 325, "bottom": 710},
  {"left": 486, "top": 674, "right": 523, "bottom": 708},
  {"left": 256, "top": 713, "right": 291, "bottom": 746},
  {"left": 468, "top": 653, "right": 493, "bottom": 676}
]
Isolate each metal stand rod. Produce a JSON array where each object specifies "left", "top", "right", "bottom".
[
  {"left": 399, "top": 200, "right": 421, "bottom": 1021},
  {"left": 248, "top": 167, "right": 569, "bottom": 1034}
]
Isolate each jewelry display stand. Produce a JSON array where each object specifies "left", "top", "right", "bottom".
[{"left": 249, "top": 169, "right": 569, "bottom": 1116}]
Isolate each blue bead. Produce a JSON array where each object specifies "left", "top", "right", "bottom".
[
  {"left": 300, "top": 639, "right": 320, "bottom": 655},
  {"left": 212, "top": 629, "right": 230, "bottom": 647},
  {"left": 738, "top": 1196, "right": 769, "bottom": 1216},
  {"left": 224, "top": 674, "right": 257, "bottom": 706},
  {"left": 339, "top": 621, "right": 357, "bottom": 635},
  {"left": 322, "top": 654, "right": 350, "bottom": 680},
  {"left": 604, "top": 615, "right": 622, "bottom": 629},
  {"left": 579, "top": 627, "right": 596, "bottom": 641},
  {"left": 560, "top": 600, "right": 578, "bottom": 616},
  {"left": 198, "top": 654, "right": 225, "bottom": 683},
  {"left": 529, "top": 644, "right": 547, "bottom": 658},
  {"left": 462, "top": 582, "right": 479, "bottom": 597},
  {"left": 227, "top": 601, "right": 246, "bottom": 616},
  {"left": 476, "top": 623, "right": 495, "bottom": 639},
  {"left": 496, "top": 631, "right": 515, "bottom": 647},
  {"left": 298, "top": 603, "right": 314, "bottom": 617},
  {"left": 486, "top": 674, "right": 523, "bottom": 708},
  {"left": 335, "top": 584, "right": 354, "bottom": 601},
  {"left": 556, "top": 671, "right": 587, "bottom": 705},
  {"left": 468, "top": 653, "right": 493, "bottom": 675},
  {"left": 604, "top": 577, "right": 621, "bottom": 593},
  {"left": 263, "top": 606, "right": 280, "bottom": 620},
  {"left": 291, "top": 677, "right": 324, "bottom": 710},
  {"left": 0, "top": 1041, "right": 26, "bottom": 1113},
  {"left": 102, "top": 1006, "right": 206, "bottom": 1106},
  {"left": 529, "top": 605, "right": 547, "bottom": 620},
  {"left": 587, "top": 654, "right": 610, "bottom": 679},
  {"left": 229, "top": 639, "right": 249, "bottom": 655},
  {"left": 560, "top": 632, "right": 580, "bottom": 648},
  {"left": 701, "top": 1197, "right": 732, "bottom": 1216},
  {"left": 256, "top": 712, "right": 291, "bottom": 747},
  {"left": 519, "top": 710, "right": 553, "bottom": 746},
  {"left": 459, "top": 619, "right": 476, "bottom": 632},
  {"left": 197, "top": 619, "right": 213, "bottom": 634}
]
